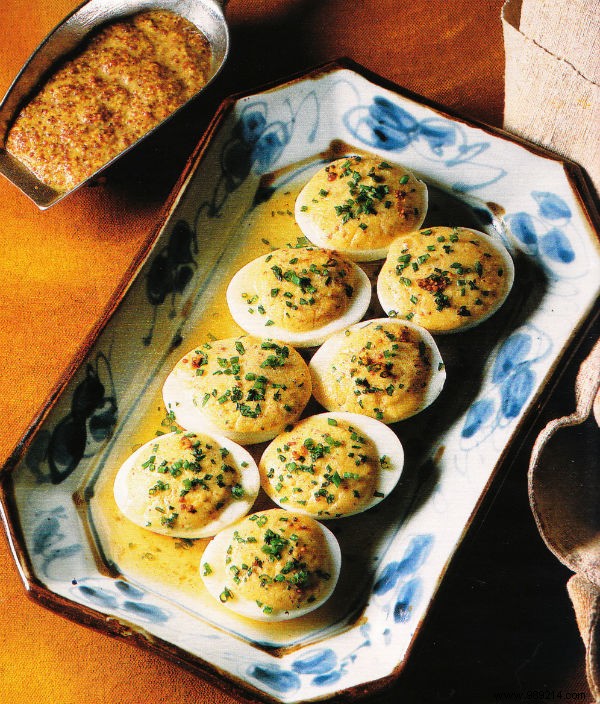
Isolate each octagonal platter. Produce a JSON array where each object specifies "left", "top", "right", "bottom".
[{"left": 1, "top": 60, "right": 599, "bottom": 703}]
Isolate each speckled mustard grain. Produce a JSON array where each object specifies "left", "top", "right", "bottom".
[{"left": 6, "top": 10, "right": 212, "bottom": 191}]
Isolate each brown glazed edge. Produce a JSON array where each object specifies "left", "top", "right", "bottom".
[{"left": 1, "top": 57, "right": 599, "bottom": 704}]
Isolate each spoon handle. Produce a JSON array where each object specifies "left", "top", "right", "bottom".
[{"left": 529, "top": 335, "right": 600, "bottom": 472}]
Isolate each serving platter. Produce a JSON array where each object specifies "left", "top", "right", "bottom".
[{"left": 1, "top": 60, "right": 599, "bottom": 703}]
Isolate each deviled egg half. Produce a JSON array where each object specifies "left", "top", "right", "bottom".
[
  {"left": 377, "top": 226, "right": 514, "bottom": 333},
  {"left": 310, "top": 318, "right": 445, "bottom": 423},
  {"left": 226, "top": 246, "right": 371, "bottom": 347},
  {"left": 200, "top": 508, "right": 341, "bottom": 621},
  {"left": 162, "top": 336, "right": 312, "bottom": 444},
  {"left": 259, "top": 412, "right": 404, "bottom": 519},
  {"left": 113, "top": 431, "right": 260, "bottom": 539},
  {"left": 295, "top": 155, "right": 428, "bottom": 261}
]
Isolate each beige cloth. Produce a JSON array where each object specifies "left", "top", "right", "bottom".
[
  {"left": 506, "top": 7, "right": 600, "bottom": 689},
  {"left": 528, "top": 339, "right": 600, "bottom": 700},
  {"left": 502, "top": 0, "right": 600, "bottom": 197},
  {"left": 568, "top": 575, "right": 600, "bottom": 701}
]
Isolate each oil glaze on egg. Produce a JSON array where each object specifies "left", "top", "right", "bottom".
[
  {"left": 113, "top": 431, "right": 260, "bottom": 539},
  {"left": 377, "top": 226, "right": 514, "bottom": 333},
  {"left": 200, "top": 508, "right": 341, "bottom": 621},
  {"left": 259, "top": 412, "right": 404, "bottom": 519},
  {"left": 162, "top": 336, "right": 312, "bottom": 444},
  {"left": 295, "top": 155, "right": 428, "bottom": 261},
  {"left": 226, "top": 246, "right": 371, "bottom": 347},
  {"left": 309, "top": 318, "right": 445, "bottom": 424}
]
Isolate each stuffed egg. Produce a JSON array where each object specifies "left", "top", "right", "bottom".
[
  {"left": 377, "top": 226, "right": 514, "bottom": 333},
  {"left": 162, "top": 336, "right": 312, "bottom": 444},
  {"left": 113, "top": 431, "right": 260, "bottom": 538},
  {"left": 259, "top": 412, "right": 404, "bottom": 519},
  {"left": 295, "top": 155, "right": 428, "bottom": 261},
  {"left": 226, "top": 246, "right": 371, "bottom": 347},
  {"left": 310, "top": 318, "right": 445, "bottom": 423},
  {"left": 200, "top": 508, "right": 341, "bottom": 621}
]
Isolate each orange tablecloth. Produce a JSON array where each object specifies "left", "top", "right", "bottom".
[{"left": 0, "top": 0, "right": 593, "bottom": 701}]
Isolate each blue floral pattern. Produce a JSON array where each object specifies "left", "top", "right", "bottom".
[
  {"left": 25, "top": 351, "right": 117, "bottom": 485},
  {"left": 32, "top": 506, "right": 82, "bottom": 580},
  {"left": 248, "top": 626, "right": 373, "bottom": 694},
  {"left": 343, "top": 95, "right": 506, "bottom": 191},
  {"left": 71, "top": 577, "right": 170, "bottom": 624},
  {"left": 459, "top": 188, "right": 588, "bottom": 448},
  {"left": 506, "top": 191, "right": 589, "bottom": 282},
  {"left": 201, "top": 94, "right": 319, "bottom": 217},
  {"left": 460, "top": 325, "right": 553, "bottom": 447},
  {"left": 373, "top": 533, "right": 433, "bottom": 635}
]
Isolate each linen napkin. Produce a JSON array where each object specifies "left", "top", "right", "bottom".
[
  {"left": 528, "top": 339, "right": 600, "bottom": 700},
  {"left": 502, "top": 0, "right": 600, "bottom": 197},
  {"left": 503, "top": 0, "right": 600, "bottom": 694}
]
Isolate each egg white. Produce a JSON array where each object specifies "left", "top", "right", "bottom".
[
  {"left": 259, "top": 411, "right": 405, "bottom": 518},
  {"left": 294, "top": 157, "right": 428, "bottom": 262},
  {"left": 162, "top": 339, "right": 312, "bottom": 445},
  {"left": 295, "top": 202, "right": 429, "bottom": 263},
  {"left": 376, "top": 228, "right": 515, "bottom": 334},
  {"left": 226, "top": 253, "right": 372, "bottom": 348},
  {"left": 309, "top": 318, "right": 446, "bottom": 421},
  {"left": 200, "top": 513, "right": 341, "bottom": 621},
  {"left": 113, "top": 431, "right": 260, "bottom": 539}
]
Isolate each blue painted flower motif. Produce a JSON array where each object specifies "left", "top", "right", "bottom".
[
  {"left": 31, "top": 507, "right": 83, "bottom": 579},
  {"left": 71, "top": 577, "right": 170, "bottom": 624},
  {"left": 203, "top": 93, "right": 319, "bottom": 219},
  {"left": 461, "top": 325, "right": 552, "bottom": 447},
  {"left": 122, "top": 600, "right": 170, "bottom": 623},
  {"left": 143, "top": 220, "right": 199, "bottom": 347},
  {"left": 25, "top": 351, "right": 117, "bottom": 484},
  {"left": 311, "top": 670, "right": 344, "bottom": 687},
  {"left": 77, "top": 585, "right": 119, "bottom": 609},
  {"left": 247, "top": 664, "right": 301, "bottom": 693},
  {"left": 461, "top": 398, "right": 495, "bottom": 439},
  {"left": 500, "top": 366, "right": 536, "bottom": 420},
  {"left": 370, "top": 535, "right": 432, "bottom": 636},
  {"left": 114, "top": 580, "right": 145, "bottom": 599},
  {"left": 374, "top": 534, "right": 434, "bottom": 595},
  {"left": 344, "top": 97, "right": 419, "bottom": 150},
  {"left": 292, "top": 648, "right": 338, "bottom": 675},
  {"left": 342, "top": 95, "right": 506, "bottom": 191},
  {"left": 508, "top": 211, "right": 538, "bottom": 249},
  {"left": 491, "top": 331, "right": 532, "bottom": 383},
  {"left": 275, "top": 626, "right": 374, "bottom": 691},
  {"left": 506, "top": 191, "right": 585, "bottom": 280},
  {"left": 532, "top": 191, "right": 572, "bottom": 221},
  {"left": 539, "top": 228, "right": 575, "bottom": 264},
  {"left": 393, "top": 577, "right": 423, "bottom": 623}
]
